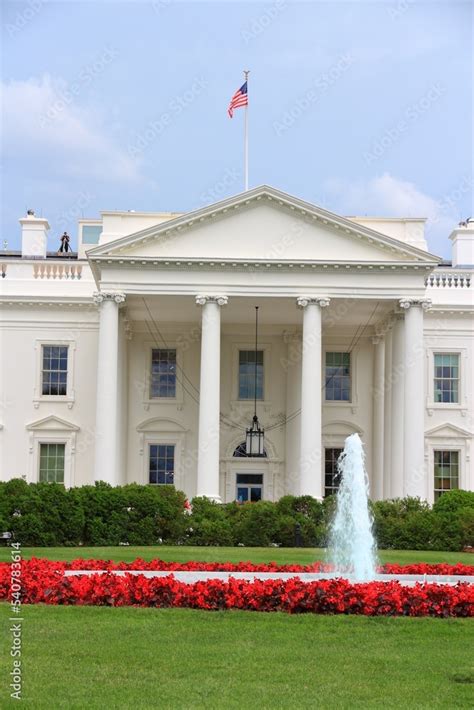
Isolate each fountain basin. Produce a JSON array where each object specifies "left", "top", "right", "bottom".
[{"left": 64, "top": 570, "right": 474, "bottom": 587}]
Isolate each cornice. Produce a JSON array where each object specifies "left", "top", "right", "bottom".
[
  {"left": 0, "top": 297, "right": 94, "bottom": 308},
  {"left": 88, "top": 255, "right": 436, "bottom": 273},
  {"left": 425, "top": 305, "right": 474, "bottom": 315}
]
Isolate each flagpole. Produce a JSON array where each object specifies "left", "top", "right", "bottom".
[{"left": 244, "top": 70, "right": 249, "bottom": 191}]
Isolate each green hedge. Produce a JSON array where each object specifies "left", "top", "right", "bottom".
[
  {"left": 0, "top": 480, "right": 187, "bottom": 546},
  {"left": 0, "top": 480, "right": 473, "bottom": 550}
]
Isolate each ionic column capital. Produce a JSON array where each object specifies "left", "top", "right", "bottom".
[
  {"left": 195, "top": 294, "right": 228, "bottom": 307},
  {"left": 296, "top": 296, "right": 330, "bottom": 309},
  {"left": 399, "top": 297, "right": 431, "bottom": 311},
  {"left": 93, "top": 291, "right": 126, "bottom": 306}
]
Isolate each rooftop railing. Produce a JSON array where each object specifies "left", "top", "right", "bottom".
[
  {"left": 33, "top": 263, "right": 82, "bottom": 280},
  {"left": 425, "top": 271, "right": 471, "bottom": 288}
]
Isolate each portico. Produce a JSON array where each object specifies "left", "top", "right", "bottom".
[
  {"left": 87, "top": 186, "right": 439, "bottom": 502},
  {"left": 90, "top": 290, "right": 432, "bottom": 502}
]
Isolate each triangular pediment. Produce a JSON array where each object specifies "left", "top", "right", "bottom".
[
  {"left": 26, "top": 415, "right": 80, "bottom": 432},
  {"left": 88, "top": 186, "right": 440, "bottom": 266},
  {"left": 425, "top": 423, "right": 472, "bottom": 438}
]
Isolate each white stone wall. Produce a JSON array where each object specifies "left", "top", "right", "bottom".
[{"left": 0, "top": 305, "right": 98, "bottom": 486}]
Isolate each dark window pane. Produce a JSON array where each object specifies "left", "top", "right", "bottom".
[
  {"left": 324, "top": 448, "right": 343, "bottom": 497},
  {"left": 237, "top": 487, "right": 249, "bottom": 502},
  {"left": 239, "top": 350, "right": 264, "bottom": 400},
  {"left": 149, "top": 443, "right": 175, "bottom": 485},
  {"left": 150, "top": 350, "right": 177, "bottom": 398},
  {"left": 325, "top": 353, "right": 350, "bottom": 402},
  {"left": 42, "top": 345, "right": 68, "bottom": 396},
  {"left": 236, "top": 474, "right": 263, "bottom": 485},
  {"left": 250, "top": 487, "right": 262, "bottom": 502}
]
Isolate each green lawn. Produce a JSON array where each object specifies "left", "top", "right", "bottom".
[
  {"left": 1, "top": 605, "right": 473, "bottom": 709},
  {"left": 0, "top": 544, "right": 472, "bottom": 565}
]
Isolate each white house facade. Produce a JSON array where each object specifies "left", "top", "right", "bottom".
[{"left": 0, "top": 186, "right": 473, "bottom": 504}]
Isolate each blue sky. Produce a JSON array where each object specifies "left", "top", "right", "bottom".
[{"left": 1, "top": 0, "right": 472, "bottom": 256}]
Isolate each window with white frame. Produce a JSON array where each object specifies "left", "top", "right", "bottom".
[
  {"left": 434, "top": 353, "right": 459, "bottom": 403},
  {"left": 149, "top": 444, "right": 175, "bottom": 485},
  {"left": 150, "top": 349, "right": 177, "bottom": 398},
  {"left": 39, "top": 443, "right": 65, "bottom": 483},
  {"left": 324, "top": 448, "right": 343, "bottom": 497},
  {"left": 236, "top": 473, "right": 263, "bottom": 502},
  {"left": 325, "top": 352, "right": 351, "bottom": 401},
  {"left": 434, "top": 450, "right": 459, "bottom": 501},
  {"left": 238, "top": 350, "right": 264, "bottom": 400},
  {"left": 42, "top": 346, "right": 68, "bottom": 396}
]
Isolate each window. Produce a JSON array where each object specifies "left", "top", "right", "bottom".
[
  {"left": 39, "top": 443, "right": 65, "bottom": 483},
  {"left": 434, "top": 353, "right": 459, "bottom": 403},
  {"left": 325, "top": 352, "right": 351, "bottom": 401},
  {"left": 239, "top": 350, "right": 263, "bottom": 400},
  {"left": 233, "top": 442, "right": 268, "bottom": 458},
  {"left": 324, "top": 448, "right": 343, "bottom": 497},
  {"left": 149, "top": 444, "right": 175, "bottom": 484},
  {"left": 42, "top": 346, "right": 68, "bottom": 396},
  {"left": 236, "top": 473, "right": 263, "bottom": 502},
  {"left": 150, "top": 349, "right": 176, "bottom": 398},
  {"left": 434, "top": 450, "right": 459, "bottom": 501}
]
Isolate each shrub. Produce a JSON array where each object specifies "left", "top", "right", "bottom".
[
  {"left": 0, "top": 480, "right": 187, "bottom": 546},
  {"left": 187, "top": 519, "right": 234, "bottom": 546},
  {"left": 433, "top": 489, "right": 474, "bottom": 514},
  {"left": 232, "top": 501, "right": 280, "bottom": 546},
  {"left": 0, "top": 480, "right": 473, "bottom": 550}
]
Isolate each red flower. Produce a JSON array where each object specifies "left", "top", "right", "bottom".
[{"left": 0, "top": 558, "right": 472, "bottom": 617}]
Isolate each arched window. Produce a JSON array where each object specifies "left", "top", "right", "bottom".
[{"left": 233, "top": 441, "right": 268, "bottom": 458}]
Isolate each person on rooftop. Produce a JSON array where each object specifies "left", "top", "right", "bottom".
[{"left": 59, "top": 231, "right": 71, "bottom": 253}]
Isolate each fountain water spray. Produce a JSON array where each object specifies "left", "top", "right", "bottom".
[{"left": 328, "top": 433, "right": 378, "bottom": 581}]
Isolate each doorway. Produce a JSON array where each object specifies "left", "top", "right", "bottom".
[{"left": 236, "top": 473, "right": 263, "bottom": 502}]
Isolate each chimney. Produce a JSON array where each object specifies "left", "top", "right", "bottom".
[
  {"left": 20, "top": 209, "right": 50, "bottom": 259},
  {"left": 449, "top": 219, "right": 474, "bottom": 268}
]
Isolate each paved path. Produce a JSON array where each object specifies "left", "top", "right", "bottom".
[{"left": 64, "top": 570, "right": 474, "bottom": 586}]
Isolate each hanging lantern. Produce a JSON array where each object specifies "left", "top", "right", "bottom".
[
  {"left": 245, "top": 306, "right": 265, "bottom": 457},
  {"left": 246, "top": 414, "right": 265, "bottom": 457}
]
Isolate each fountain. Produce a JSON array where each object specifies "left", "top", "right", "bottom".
[{"left": 328, "top": 433, "right": 378, "bottom": 581}]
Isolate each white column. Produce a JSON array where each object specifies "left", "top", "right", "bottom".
[
  {"left": 93, "top": 291, "right": 125, "bottom": 485},
  {"left": 400, "top": 298, "right": 430, "bottom": 499},
  {"left": 195, "top": 294, "right": 228, "bottom": 501},
  {"left": 283, "top": 332, "right": 302, "bottom": 496},
  {"left": 371, "top": 336, "right": 385, "bottom": 500},
  {"left": 390, "top": 315, "right": 405, "bottom": 498},
  {"left": 383, "top": 326, "right": 393, "bottom": 499},
  {"left": 296, "top": 296, "right": 330, "bottom": 500}
]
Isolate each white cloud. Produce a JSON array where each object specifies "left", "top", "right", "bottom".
[
  {"left": 1, "top": 75, "right": 141, "bottom": 182},
  {"left": 323, "top": 173, "right": 464, "bottom": 256}
]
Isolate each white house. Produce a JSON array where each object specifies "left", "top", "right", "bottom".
[{"left": 0, "top": 186, "right": 473, "bottom": 504}]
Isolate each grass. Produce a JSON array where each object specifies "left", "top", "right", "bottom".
[
  {"left": 1, "top": 604, "right": 473, "bottom": 709},
  {"left": 0, "top": 544, "right": 472, "bottom": 565},
  {"left": 1, "top": 547, "right": 472, "bottom": 707}
]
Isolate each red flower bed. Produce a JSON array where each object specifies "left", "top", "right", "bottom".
[{"left": 0, "top": 559, "right": 472, "bottom": 617}]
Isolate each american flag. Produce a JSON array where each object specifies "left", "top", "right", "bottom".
[{"left": 227, "top": 81, "right": 248, "bottom": 118}]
